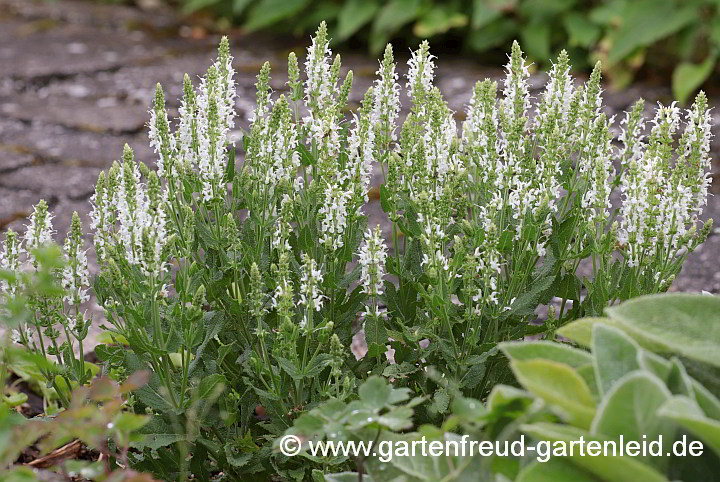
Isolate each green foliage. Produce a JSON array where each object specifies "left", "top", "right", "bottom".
[
  {"left": 175, "top": 0, "right": 720, "bottom": 102},
  {"left": 307, "top": 293, "right": 720, "bottom": 480},
  {"left": 1, "top": 23, "right": 715, "bottom": 481}
]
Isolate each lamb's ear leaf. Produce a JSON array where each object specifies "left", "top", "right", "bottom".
[
  {"left": 521, "top": 423, "right": 670, "bottom": 482},
  {"left": 592, "top": 324, "right": 640, "bottom": 396},
  {"left": 500, "top": 340, "right": 592, "bottom": 368},
  {"left": 516, "top": 458, "right": 598, "bottom": 482},
  {"left": 605, "top": 294, "right": 720, "bottom": 367},
  {"left": 591, "top": 372, "right": 674, "bottom": 469},
  {"left": 510, "top": 359, "right": 595, "bottom": 429},
  {"left": 658, "top": 396, "right": 720, "bottom": 457}
]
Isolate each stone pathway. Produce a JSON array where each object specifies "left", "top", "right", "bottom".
[{"left": 2, "top": 0, "right": 720, "bottom": 349}]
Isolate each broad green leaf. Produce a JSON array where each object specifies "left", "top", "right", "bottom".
[
  {"left": 500, "top": 340, "right": 592, "bottom": 367},
  {"left": 658, "top": 396, "right": 720, "bottom": 456},
  {"left": 591, "top": 372, "right": 674, "bottom": 467},
  {"left": 608, "top": 1, "right": 697, "bottom": 63},
  {"left": 451, "top": 396, "right": 488, "bottom": 420},
  {"left": 370, "top": 0, "right": 421, "bottom": 54},
  {"left": 563, "top": 13, "right": 601, "bottom": 47},
  {"left": 487, "top": 385, "right": 532, "bottom": 412},
  {"left": 112, "top": 412, "right": 150, "bottom": 432},
  {"left": 672, "top": 56, "right": 716, "bottom": 105},
  {"left": 576, "top": 364, "right": 599, "bottom": 399},
  {"left": 413, "top": 7, "right": 468, "bottom": 38},
  {"left": 472, "top": 0, "right": 502, "bottom": 29},
  {"left": 245, "top": 0, "right": 310, "bottom": 31},
  {"left": 336, "top": 0, "right": 379, "bottom": 41},
  {"left": 693, "top": 381, "right": 720, "bottom": 421},
  {"left": 325, "top": 473, "right": 374, "bottom": 482},
  {"left": 521, "top": 21, "right": 551, "bottom": 62},
  {"left": 557, "top": 317, "right": 611, "bottom": 347},
  {"left": 359, "top": 376, "right": 391, "bottom": 410},
  {"left": 605, "top": 294, "right": 720, "bottom": 367},
  {"left": 378, "top": 431, "right": 478, "bottom": 480},
  {"left": 364, "top": 314, "right": 388, "bottom": 358},
  {"left": 467, "top": 17, "right": 517, "bottom": 51},
  {"left": 195, "top": 374, "right": 226, "bottom": 400},
  {"left": 592, "top": 324, "right": 640, "bottom": 395},
  {"left": 378, "top": 406, "right": 414, "bottom": 430},
  {"left": 510, "top": 359, "right": 596, "bottom": 429},
  {"left": 521, "top": 423, "right": 670, "bottom": 482},
  {"left": 516, "top": 458, "right": 599, "bottom": 482}
]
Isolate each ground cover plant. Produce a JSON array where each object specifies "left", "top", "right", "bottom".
[
  {"left": 0, "top": 22, "right": 715, "bottom": 480},
  {"left": 290, "top": 293, "right": 720, "bottom": 481}
]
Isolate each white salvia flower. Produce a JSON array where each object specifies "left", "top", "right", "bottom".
[
  {"left": 319, "top": 183, "right": 352, "bottom": 251},
  {"left": 299, "top": 253, "right": 325, "bottom": 313},
  {"left": 304, "top": 22, "right": 333, "bottom": 113},
  {"left": 113, "top": 159, "right": 145, "bottom": 265},
  {"left": 406, "top": 40, "right": 435, "bottom": 101},
  {"left": 580, "top": 115, "right": 615, "bottom": 226},
  {"left": 148, "top": 85, "right": 176, "bottom": 179},
  {"left": 358, "top": 226, "right": 388, "bottom": 297},
  {"left": 11, "top": 328, "right": 22, "bottom": 344},
  {"left": 89, "top": 173, "right": 111, "bottom": 262},
  {"left": 619, "top": 102, "right": 682, "bottom": 265},
  {"left": 679, "top": 92, "right": 713, "bottom": 216},
  {"left": 272, "top": 194, "right": 294, "bottom": 252},
  {"left": 249, "top": 95, "right": 300, "bottom": 191},
  {"left": 371, "top": 44, "right": 401, "bottom": 145},
  {"left": 62, "top": 244, "right": 90, "bottom": 305},
  {"left": 500, "top": 41, "right": 531, "bottom": 129},
  {"left": 343, "top": 101, "right": 375, "bottom": 206},
  {"left": 535, "top": 51, "right": 574, "bottom": 130},
  {"left": 24, "top": 200, "right": 54, "bottom": 263},
  {"left": 196, "top": 66, "right": 227, "bottom": 202},
  {"left": 215, "top": 37, "right": 237, "bottom": 134},
  {"left": 0, "top": 230, "right": 24, "bottom": 297},
  {"left": 111, "top": 149, "right": 169, "bottom": 277},
  {"left": 176, "top": 74, "right": 198, "bottom": 171}
]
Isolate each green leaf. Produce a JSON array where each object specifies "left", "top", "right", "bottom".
[
  {"left": 195, "top": 374, "right": 226, "bottom": 400},
  {"left": 245, "top": 0, "right": 310, "bottom": 31},
  {"left": 557, "top": 317, "right": 613, "bottom": 347},
  {"left": 364, "top": 314, "right": 388, "bottom": 359},
  {"left": 359, "top": 376, "right": 391, "bottom": 410},
  {"left": 378, "top": 406, "right": 414, "bottom": 430},
  {"left": 521, "top": 21, "right": 551, "bottom": 62},
  {"left": 605, "top": 294, "right": 720, "bottom": 367},
  {"left": 591, "top": 372, "right": 674, "bottom": 463},
  {"left": 325, "top": 472, "right": 374, "bottom": 482},
  {"left": 370, "top": 0, "right": 422, "bottom": 54},
  {"left": 608, "top": 1, "right": 697, "bottom": 64},
  {"left": 516, "top": 458, "right": 599, "bottom": 482},
  {"left": 472, "top": 0, "right": 502, "bottom": 29},
  {"left": 658, "top": 396, "right": 720, "bottom": 456},
  {"left": 337, "top": 0, "right": 379, "bottom": 41},
  {"left": 521, "top": 423, "right": 670, "bottom": 482},
  {"left": 500, "top": 340, "right": 592, "bottom": 368},
  {"left": 413, "top": 7, "right": 468, "bottom": 38},
  {"left": 592, "top": 324, "right": 640, "bottom": 395},
  {"left": 131, "top": 431, "right": 186, "bottom": 451},
  {"left": 112, "top": 412, "right": 150, "bottom": 433},
  {"left": 563, "top": 12, "right": 601, "bottom": 48},
  {"left": 672, "top": 56, "right": 716, "bottom": 105},
  {"left": 510, "top": 359, "right": 596, "bottom": 429}
]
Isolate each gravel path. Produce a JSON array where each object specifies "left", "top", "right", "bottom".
[{"left": 2, "top": 0, "right": 719, "bottom": 349}]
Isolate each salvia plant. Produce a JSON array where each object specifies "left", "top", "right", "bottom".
[{"left": 0, "top": 22, "right": 714, "bottom": 481}]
